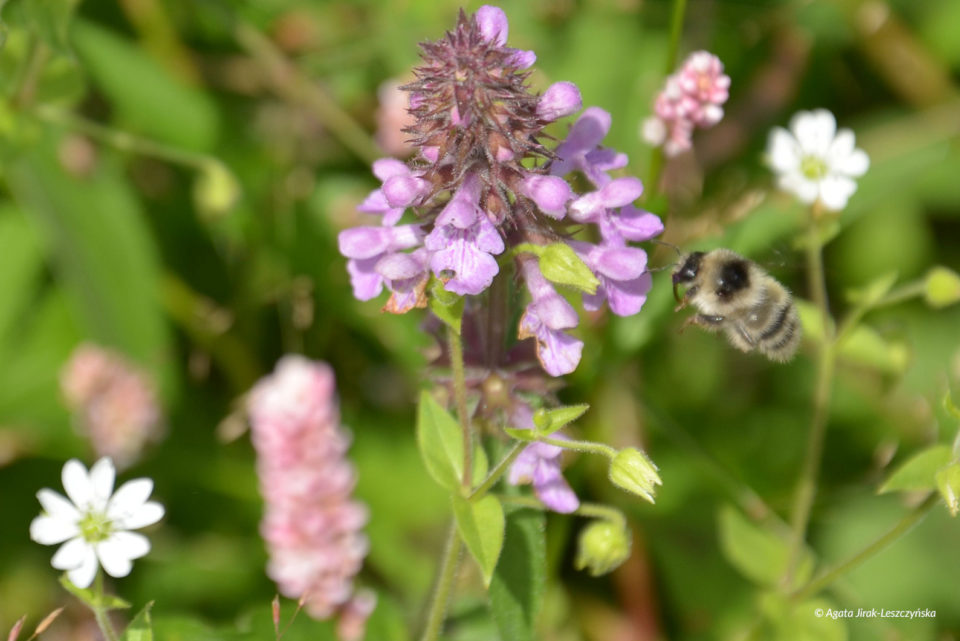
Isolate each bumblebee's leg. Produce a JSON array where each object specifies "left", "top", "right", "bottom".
[
  {"left": 680, "top": 313, "right": 724, "bottom": 333},
  {"left": 724, "top": 322, "right": 757, "bottom": 352},
  {"left": 674, "top": 285, "right": 699, "bottom": 312}
]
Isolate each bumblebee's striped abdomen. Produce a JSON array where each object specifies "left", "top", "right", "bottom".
[{"left": 753, "top": 294, "right": 800, "bottom": 362}]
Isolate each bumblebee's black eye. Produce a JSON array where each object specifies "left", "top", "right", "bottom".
[
  {"left": 716, "top": 260, "right": 749, "bottom": 298},
  {"left": 672, "top": 252, "right": 704, "bottom": 285}
]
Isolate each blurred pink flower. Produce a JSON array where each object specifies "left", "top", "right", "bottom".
[
  {"left": 375, "top": 78, "right": 415, "bottom": 157},
  {"left": 248, "top": 356, "right": 374, "bottom": 638},
  {"left": 642, "top": 51, "right": 730, "bottom": 157},
  {"left": 60, "top": 344, "right": 162, "bottom": 470}
]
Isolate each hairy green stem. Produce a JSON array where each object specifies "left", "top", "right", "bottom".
[
  {"left": 790, "top": 494, "right": 939, "bottom": 602},
  {"left": 447, "top": 326, "right": 473, "bottom": 488},
  {"left": 538, "top": 435, "right": 617, "bottom": 460},
  {"left": 469, "top": 442, "right": 523, "bottom": 501},
  {"left": 835, "top": 279, "right": 926, "bottom": 347},
  {"left": 91, "top": 573, "right": 119, "bottom": 641},
  {"left": 500, "top": 495, "right": 627, "bottom": 528},
  {"left": 785, "top": 205, "right": 837, "bottom": 585},
  {"left": 646, "top": 0, "right": 688, "bottom": 197},
  {"left": 419, "top": 521, "right": 463, "bottom": 641}
]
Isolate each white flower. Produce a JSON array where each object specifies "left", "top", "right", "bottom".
[
  {"left": 767, "top": 109, "right": 869, "bottom": 211},
  {"left": 29, "top": 458, "right": 164, "bottom": 588}
]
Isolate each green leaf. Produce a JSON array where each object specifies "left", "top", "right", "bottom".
[
  {"left": 717, "top": 506, "right": 813, "bottom": 588},
  {"left": 71, "top": 19, "right": 219, "bottom": 151},
  {"left": 416, "top": 391, "right": 464, "bottom": 490},
  {"left": 944, "top": 391, "right": 960, "bottom": 422},
  {"left": 3, "top": 0, "right": 79, "bottom": 54},
  {"left": 924, "top": 266, "right": 960, "bottom": 308},
  {"left": 797, "top": 300, "right": 908, "bottom": 374},
  {"left": 452, "top": 494, "right": 505, "bottom": 588},
  {"left": 428, "top": 277, "right": 464, "bottom": 333},
  {"left": 759, "top": 593, "right": 848, "bottom": 641},
  {"left": 7, "top": 134, "right": 171, "bottom": 385},
  {"left": 878, "top": 445, "right": 952, "bottom": 494},
  {"left": 538, "top": 243, "right": 599, "bottom": 294},
  {"left": 58, "top": 575, "right": 130, "bottom": 610},
  {"left": 489, "top": 507, "right": 546, "bottom": 641},
  {"left": 0, "top": 206, "right": 44, "bottom": 350},
  {"left": 123, "top": 602, "right": 154, "bottom": 641},
  {"left": 531, "top": 404, "right": 589, "bottom": 435}
]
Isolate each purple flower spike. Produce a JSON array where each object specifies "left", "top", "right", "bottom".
[
  {"left": 538, "top": 82, "right": 582, "bottom": 122},
  {"left": 521, "top": 174, "right": 572, "bottom": 219},
  {"left": 518, "top": 260, "right": 584, "bottom": 376},
  {"left": 507, "top": 406, "right": 580, "bottom": 513},
  {"left": 571, "top": 241, "right": 653, "bottom": 317}
]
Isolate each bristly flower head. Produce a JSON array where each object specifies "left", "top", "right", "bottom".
[
  {"left": 766, "top": 109, "right": 869, "bottom": 211},
  {"left": 642, "top": 51, "right": 730, "bottom": 157},
  {"left": 338, "top": 6, "right": 662, "bottom": 377}
]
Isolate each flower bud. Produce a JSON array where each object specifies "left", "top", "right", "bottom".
[
  {"left": 937, "top": 462, "right": 960, "bottom": 517},
  {"left": 924, "top": 266, "right": 960, "bottom": 309},
  {"left": 538, "top": 81, "right": 582, "bottom": 122},
  {"left": 575, "top": 520, "right": 631, "bottom": 576},
  {"left": 193, "top": 161, "right": 240, "bottom": 219},
  {"left": 609, "top": 447, "right": 661, "bottom": 503}
]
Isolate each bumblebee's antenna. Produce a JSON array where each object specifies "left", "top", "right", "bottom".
[{"left": 646, "top": 239, "right": 683, "bottom": 273}]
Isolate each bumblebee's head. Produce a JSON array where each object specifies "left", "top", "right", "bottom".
[{"left": 672, "top": 251, "right": 704, "bottom": 301}]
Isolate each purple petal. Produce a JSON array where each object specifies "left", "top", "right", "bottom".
[
  {"left": 585, "top": 147, "right": 628, "bottom": 173},
  {"left": 538, "top": 82, "right": 583, "bottom": 122},
  {"left": 371, "top": 158, "right": 410, "bottom": 182},
  {"left": 586, "top": 271, "right": 653, "bottom": 317},
  {"left": 346, "top": 257, "right": 384, "bottom": 300},
  {"left": 382, "top": 174, "right": 426, "bottom": 208},
  {"left": 534, "top": 293, "right": 579, "bottom": 331},
  {"left": 532, "top": 460, "right": 579, "bottom": 513},
  {"left": 476, "top": 5, "right": 509, "bottom": 46},
  {"left": 613, "top": 206, "right": 663, "bottom": 241},
  {"left": 592, "top": 245, "right": 647, "bottom": 281},
  {"left": 357, "top": 189, "right": 390, "bottom": 214},
  {"left": 375, "top": 252, "right": 424, "bottom": 280},
  {"left": 338, "top": 225, "right": 422, "bottom": 259},
  {"left": 598, "top": 177, "right": 644, "bottom": 208},
  {"left": 508, "top": 445, "right": 540, "bottom": 485},
  {"left": 426, "top": 224, "right": 502, "bottom": 296},
  {"left": 522, "top": 175, "right": 572, "bottom": 219},
  {"left": 436, "top": 173, "right": 482, "bottom": 228},
  {"left": 536, "top": 329, "right": 583, "bottom": 377},
  {"left": 566, "top": 107, "right": 612, "bottom": 151},
  {"left": 508, "top": 49, "right": 536, "bottom": 69}
]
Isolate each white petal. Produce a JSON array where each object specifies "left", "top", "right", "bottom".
[
  {"left": 30, "top": 515, "right": 79, "bottom": 545},
  {"left": 108, "top": 478, "right": 153, "bottom": 516},
  {"left": 117, "top": 502, "right": 164, "bottom": 530},
  {"left": 97, "top": 532, "right": 150, "bottom": 578},
  {"left": 66, "top": 550, "right": 100, "bottom": 589},
  {"left": 51, "top": 537, "right": 93, "bottom": 570},
  {"left": 778, "top": 172, "right": 819, "bottom": 203},
  {"left": 833, "top": 148, "right": 869, "bottom": 177},
  {"left": 89, "top": 458, "right": 116, "bottom": 508},
  {"left": 62, "top": 459, "right": 93, "bottom": 509},
  {"left": 37, "top": 489, "right": 80, "bottom": 522},
  {"left": 767, "top": 128, "right": 800, "bottom": 173},
  {"left": 827, "top": 128, "right": 855, "bottom": 159},
  {"left": 791, "top": 109, "right": 836, "bottom": 156},
  {"left": 818, "top": 174, "right": 857, "bottom": 210}
]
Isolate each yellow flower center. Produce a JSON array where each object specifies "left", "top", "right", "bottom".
[
  {"left": 79, "top": 510, "right": 113, "bottom": 543},
  {"left": 801, "top": 155, "right": 827, "bottom": 180}
]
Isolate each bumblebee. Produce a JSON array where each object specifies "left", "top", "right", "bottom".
[{"left": 672, "top": 249, "right": 800, "bottom": 362}]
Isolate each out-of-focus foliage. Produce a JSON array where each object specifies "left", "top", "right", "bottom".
[{"left": 0, "top": 0, "right": 958, "bottom": 639}]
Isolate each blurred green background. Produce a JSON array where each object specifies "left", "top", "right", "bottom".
[{"left": 1, "top": 0, "right": 959, "bottom": 639}]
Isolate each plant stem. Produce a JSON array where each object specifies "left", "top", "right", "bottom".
[
  {"left": 234, "top": 22, "right": 381, "bottom": 165},
  {"left": 645, "top": 0, "right": 689, "bottom": 197},
  {"left": 419, "top": 521, "right": 463, "bottom": 641},
  {"left": 500, "top": 494, "right": 627, "bottom": 528},
  {"left": 469, "top": 442, "right": 523, "bottom": 501},
  {"left": 448, "top": 325, "right": 473, "bottom": 488},
  {"left": 34, "top": 105, "right": 214, "bottom": 170},
  {"left": 91, "top": 573, "right": 119, "bottom": 641},
  {"left": 538, "top": 435, "right": 617, "bottom": 460},
  {"left": 785, "top": 205, "right": 836, "bottom": 585},
  {"left": 790, "top": 493, "right": 939, "bottom": 602}
]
